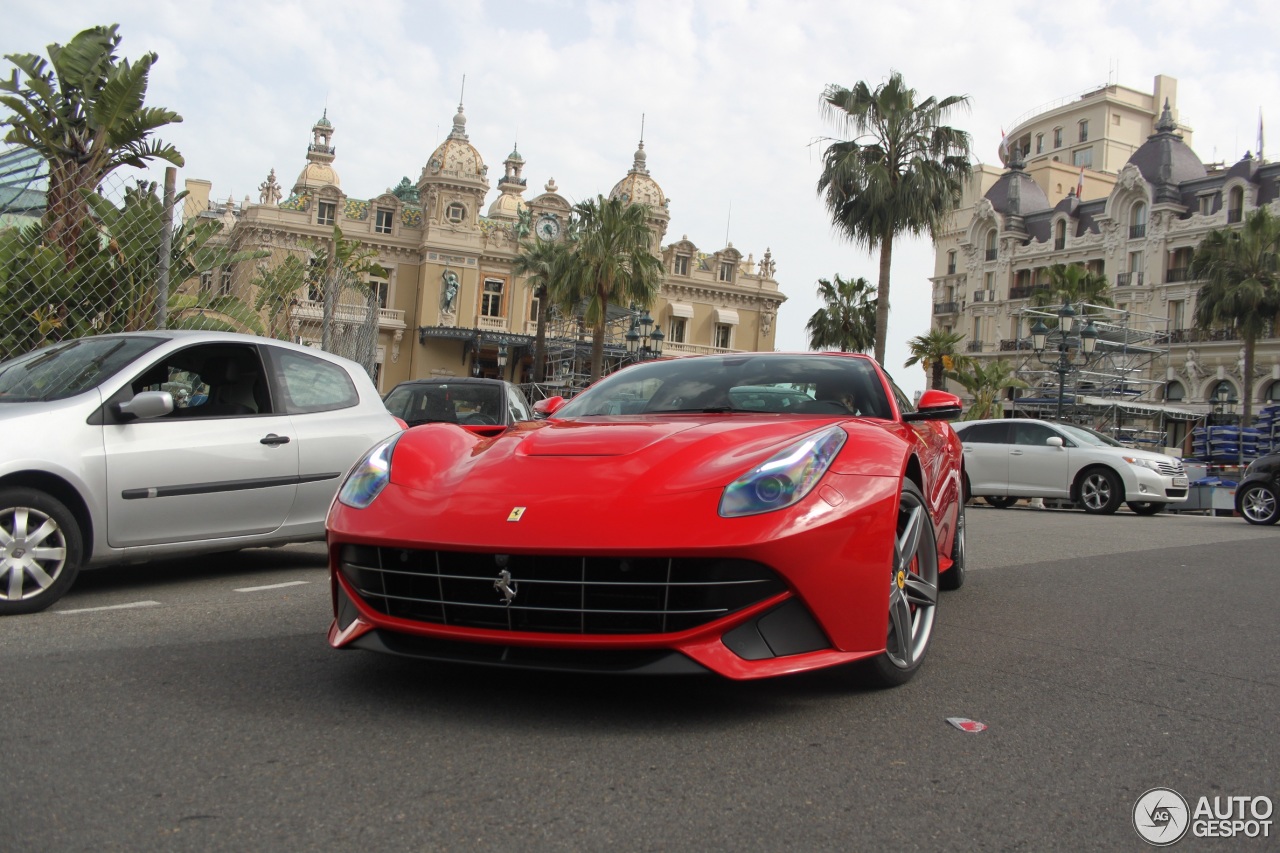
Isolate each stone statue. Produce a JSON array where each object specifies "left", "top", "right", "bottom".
[
  {"left": 1183, "top": 348, "right": 1204, "bottom": 381},
  {"left": 441, "top": 269, "right": 460, "bottom": 313},
  {"left": 258, "top": 168, "right": 282, "bottom": 206}
]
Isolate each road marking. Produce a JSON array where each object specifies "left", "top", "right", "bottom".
[
  {"left": 58, "top": 601, "right": 161, "bottom": 614},
  {"left": 234, "top": 580, "right": 311, "bottom": 593}
]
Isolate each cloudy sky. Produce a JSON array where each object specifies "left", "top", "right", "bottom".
[{"left": 5, "top": 0, "right": 1278, "bottom": 393}]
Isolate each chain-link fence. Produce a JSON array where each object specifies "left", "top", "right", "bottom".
[{"left": 0, "top": 158, "right": 381, "bottom": 377}]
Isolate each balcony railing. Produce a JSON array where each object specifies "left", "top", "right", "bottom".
[
  {"left": 946, "top": 264, "right": 956, "bottom": 275},
  {"left": 933, "top": 301, "right": 960, "bottom": 315},
  {"left": 1054, "top": 237, "right": 1065, "bottom": 250},
  {"left": 1166, "top": 267, "right": 1191, "bottom": 283},
  {"left": 999, "top": 339, "right": 1033, "bottom": 352},
  {"left": 1227, "top": 209, "right": 1243, "bottom": 224},
  {"left": 1008, "top": 285, "right": 1043, "bottom": 300},
  {"left": 1129, "top": 223, "right": 1146, "bottom": 239},
  {"left": 966, "top": 340, "right": 985, "bottom": 353},
  {"left": 292, "top": 299, "right": 406, "bottom": 327},
  {"left": 984, "top": 248, "right": 998, "bottom": 261},
  {"left": 1115, "top": 271, "right": 1143, "bottom": 286}
]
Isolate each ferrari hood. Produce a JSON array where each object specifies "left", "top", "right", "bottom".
[{"left": 389, "top": 415, "right": 856, "bottom": 499}]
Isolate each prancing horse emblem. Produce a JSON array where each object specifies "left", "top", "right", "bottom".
[{"left": 494, "top": 569, "right": 518, "bottom": 606}]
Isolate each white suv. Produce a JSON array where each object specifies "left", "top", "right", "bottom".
[{"left": 954, "top": 418, "right": 1189, "bottom": 515}]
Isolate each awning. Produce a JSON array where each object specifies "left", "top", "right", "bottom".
[
  {"left": 668, "top": 302, "right": 694, "bottom": 319},
  {"left": 714, "top": 307, "right": 739, "bottom": 325}
]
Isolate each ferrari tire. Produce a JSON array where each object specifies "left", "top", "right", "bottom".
[
  {"left": 939, "top": 500, "right": 965, "bottom": 591},
  {"left": 0, "top": 488, "right": 83, "bottom": 616},
  {"left": 1126, "top": 501, "right": 1164, "bottom": 516},
  {"left": 859, "top": 481, "right": 939, "bottom": 688},
  {"left": 984, "top": 495, "right": 1017, "bottom": 509},
  {"left": 1237, "top": 483, "right": 1280, "bottom": 525},
  {"left": 1079, "top": 468, "right": 1123, "bottom": 514}
]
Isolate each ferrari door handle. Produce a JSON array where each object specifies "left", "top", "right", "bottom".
[{"left": 260, "top": 434, "right": 291, "bottom": 446}]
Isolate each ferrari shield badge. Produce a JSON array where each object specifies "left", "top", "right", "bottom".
[{"left": 507, "top": 507, "right": 527, "bottom": 522}]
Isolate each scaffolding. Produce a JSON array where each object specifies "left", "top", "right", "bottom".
[
  {"left": 518, "top": 303, "right": 641, "bottom": 401},
  {"left": 1005, "top": 302, "right": 1201, "bottom": 449}
]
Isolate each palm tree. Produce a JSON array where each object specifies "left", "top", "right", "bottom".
[
  {"left": 561, "top": 195, "right": 664, "bottom": 382},
  {"left": 1190, "top": 207, "right": 1280, "bottom": 426},
  {"left": 905, "top": 328, "right": 969, "bottom": 390},
  {"left": 253, "top": 255, "right": 308, "bottom": 340},
  {"left": 1, "top": 24, "right": 183, "bottom": 265},
  {"left": 945, "top": 359, "right": 1028, "bottom": 421},
  {"left": 1030, "top": 262, "right": 1113, "bottom": 319},
  {"left": 511, "top": 235, "right": 574, "bottom": 382},
  {"left": 817, "top": 71, "right": 972, "bottom": 365},
  {"left": 806, "top": 274, "right": 877, "bottom": 352},
  {"left": 307, "top": 225, "right": 388, "bottom": 353}
]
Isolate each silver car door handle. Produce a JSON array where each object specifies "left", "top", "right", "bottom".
[
  {"left": 260, "top": 434, "right": 291, "bottom": 446},
  {"left": 1010, "top": 450, "right": 1024, "bottom": 455}
]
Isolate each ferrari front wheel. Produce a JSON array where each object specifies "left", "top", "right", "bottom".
[{"left": 860, "top": 481, "right": 939, "bottom": 688}]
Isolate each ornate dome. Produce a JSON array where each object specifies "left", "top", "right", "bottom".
[
  {"left": 424, "top": 104, "right": 487, "bottom": 182},
  {"left": 609, "top": 140, "right": 667, "bottom": 210},
  {"left": 487, "top": 192, "right": 526, "bottom": 220},
  {"left": 295, "top": 161, "right": 339, "bottom": 190},
  {"left": 1127, "top": 100, "right": 1206, "bottom": 188},
  {"left": 984, "top": 167, "right": 1049, "bottom": 215}
]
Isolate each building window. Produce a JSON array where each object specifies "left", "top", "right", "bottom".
[
  {"left": 529, "top": 295, "right": 540, "bottom": 322},
  {"left": 1054, "top": 220, "right": 1066, "bottom": 250},
  {"left": 446, "top": 202, "right": 466, "bottom": 224},
  {"left": 714, "top": 324, "right": 732, "bottom": 349},
  {"left": 1130, "top": 202, "right": 1147, "bottom": 239},
  {"left": 718, "top": 261, "right": 734, "bottom": 282},
  {"left": 481, "top": 278, "right": 504, "bottom": 317},
  {"left": 317, "top": 201, "right": 336, "bottom": 226},
  {"left": 220, "top": 265, "right": 233, "bottom": 297},
  {"left": 371, "top": 278, "right": 389, "bottom": 309},
  {"left": 946, "top": 250, "right": 957, "bottom": 275},
  {"left": 1227, "top": 186, "right": 1244, "bottom": 223},
  {"left": 200, "top": 271, "right": 212, "bottom": 294},
  {"left": 669, "top": 317, "right": 687, "bottom": 344},
  {"left": 1078, "top": 120, "right": 1089, "bottom": 142},
  {"left": 375, "top": 208, "right": 394, "bottom": 234},
  {"left": 674, "top": 255, "right": 690, "bottom": 276},
  {"left": 1164, "top": 381, "right": 1185, "bottom": 402},
  {"left": 985, "top": 230, "right": 997, "bottom": 261},
  {"left": 1169, "top": 299, "right": 1185, "bottom": 330},
  {"left": 1035, "top": 133, "right": 1044, "bottom": 154},
  {"left": 1199, "top": 194, "right": 1215, "bottom": 216},
  {"left": 1072, "top": 148, "right": 1093, "bottom": 168},
  {"left": 1053, "top": 127, "right": 1063, "bottom": 148}
]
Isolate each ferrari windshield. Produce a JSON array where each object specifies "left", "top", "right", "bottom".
[
  {"left": 557, "top": 353, "right": 893, "bottom": 418},
  {"left": 0, "top": 336, "right": 163, "bottom": 402}
]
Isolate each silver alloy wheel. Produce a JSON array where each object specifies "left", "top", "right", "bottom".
[
  {"left": 1079, "top": 470, "right": 1121, "bottom": 513},
  {"left": 1, "top": 505, "right": 69, "bottom": 602},
  {"left": 885, "top": 488, "right": 939, "bottom": 669},
  {"left": 1239, "top": 483, "right": 1279, "bottom": 525}
]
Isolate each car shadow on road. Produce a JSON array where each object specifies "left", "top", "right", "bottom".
[{"left": 69, "top": 543, "right": 328, "bottom": 595}]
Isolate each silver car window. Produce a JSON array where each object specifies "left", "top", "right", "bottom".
[
  {"left": 270, "top": 348, "right": 359, "bottom": 414},
  {"left": 0, "top": 336, "right": 162, "bottom": 402}
]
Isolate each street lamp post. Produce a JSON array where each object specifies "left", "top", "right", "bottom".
[
  {"left": 1030, "top": 299, "right": 1100, "bottom": 421},
  {"left": 625, "top": 309, "right": 664, "bottom": 364}
]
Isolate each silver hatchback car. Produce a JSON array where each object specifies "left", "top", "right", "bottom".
[{"left": 0, "top": 331, "right": 402, "bottom": 615}]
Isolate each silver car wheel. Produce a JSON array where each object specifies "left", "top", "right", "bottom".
[
  {"left": 1239, "top": 483, "right": 1279, "bottom": 525},
  {"left": 885, "top": 486, "right": 939, "bottom": 669},
  {"left": 1079, "top": 469, "right": 1123, "bottom": 514},
  {"left": 1, "top": 504, "right": 69, "bottom": 602}
]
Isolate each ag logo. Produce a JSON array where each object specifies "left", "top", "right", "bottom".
[
  {"left": 1133, "top": 787, "right": 1189, "bottom": 846},
  {"left": 507, "top": 507, "right": 527, "bottom": 522}
]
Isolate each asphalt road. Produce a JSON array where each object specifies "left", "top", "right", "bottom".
[{"left": 2, "top": 507, "right": 1277, "bottom": 852}]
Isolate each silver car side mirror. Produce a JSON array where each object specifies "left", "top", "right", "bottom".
[{"left": 116, "top": 390, "right": 175, "bottom": 421}]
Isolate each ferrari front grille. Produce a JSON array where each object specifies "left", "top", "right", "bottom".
[{"left": 339, "top": 545, "right": 787, "bottom": 635}]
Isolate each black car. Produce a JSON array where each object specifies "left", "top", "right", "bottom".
[
  {"left": 383, "top": 377, "right": 534, "bottom": 437},
  {"left": 1235, "top": 451, "right": 1280, "bottom": 525}
]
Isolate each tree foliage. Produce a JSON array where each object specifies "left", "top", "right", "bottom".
[
  {"left": 1190, "top": 207, "right": 1280, "bottom": 426},
  {"left": 806, "top": 274, "right": 877, "bottom": 353},
  {"left": 945, "top": 359, "right": 1028, "bottom": 421},
  {"left": 817, "top": 71, "right": 972, "bottom": 364},
  {"left": 1, "top": 24, "right": 183, "bottom": 265},
  {"left": 905, "top": 328, "right": 970, "bottom": 390}
]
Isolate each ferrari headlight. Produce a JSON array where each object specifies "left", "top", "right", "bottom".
[
  {"left": 337, "top": 435, "right": 400, "bottom": 509},
  {"left": 719, "top": 426, "right": 847, "bottom": 517},
  {"left": 1123, "top": 456, "right": 1162, "bottom": 472}
]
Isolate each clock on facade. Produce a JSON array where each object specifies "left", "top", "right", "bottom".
[{"left": 536, "top": 214, "right": 561, "bottom": 240}]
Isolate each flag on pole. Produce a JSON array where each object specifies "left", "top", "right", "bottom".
[
  {"left": 1076, "top": 167, "right": 1085, "bottom": 199},
  {"left": 998, "top": 128, "right": 1010, "bottom": 166}
]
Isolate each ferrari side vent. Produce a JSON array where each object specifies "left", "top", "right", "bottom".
[{"left": 339, "top": 546, "right": 786, "bottom": 635}]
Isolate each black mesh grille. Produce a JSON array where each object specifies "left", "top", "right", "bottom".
[{"left": 339, "top": 545, "right": 786, "bottom": 635}]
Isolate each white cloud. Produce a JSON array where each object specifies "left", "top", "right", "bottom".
[{"left": 5, "top": 0, "right": 1279, "bottom": 394}]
